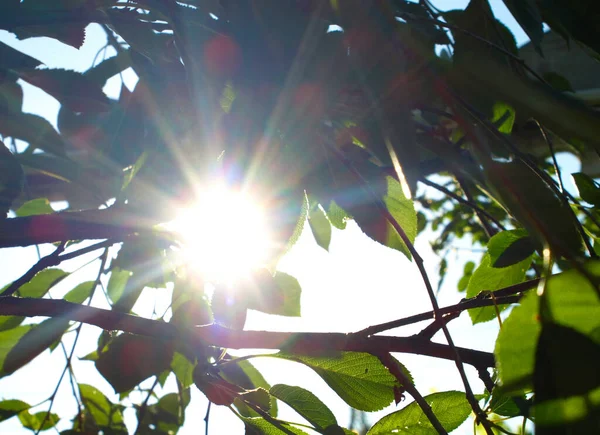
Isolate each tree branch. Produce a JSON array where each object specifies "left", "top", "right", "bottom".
[{"left": 0, "top": 297, "right": 495, "bottom": 368}]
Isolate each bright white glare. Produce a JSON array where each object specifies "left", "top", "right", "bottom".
[{"left": 167, "top": 184, "right": 271, "bottom": 285}]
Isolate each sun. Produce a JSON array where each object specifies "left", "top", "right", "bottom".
[{"left": 166, "top": 184, "right": 271, "bottom": 284}]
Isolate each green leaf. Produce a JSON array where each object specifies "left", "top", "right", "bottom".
[
  {"left": 243, "top": 417, "right": 310, "bottom": 434},
  {"left": 487, "top": 229, "right": 536, "bottom": 268},
  {"left": 326, "top": 201, "right": 348, "bottom": 230},
  {"left": 78, "top": 383, "right": 127, "bottom": 431},
  {"left": 467, "top": 253, "right": 532, "bottom": 324},
  {"left": 0, "top": 399, "right": 30, "bottom": 423},
  {"left": 308, "top": 203, "right": 332, "bottom": 251},
  {"left": 0, "top": 268, "right": 68, "bottom": 298},
  {"left": 270, "top": 384, "right": 337, "bottom": 431},
  {"left": 220, "top": 358, "right": 278, "bottom": 417},
  {"left": 274, "top": 352, "right": 401, "bottom": 412},
  {"left": 96, "top": 333, "right": 175, "bottom": 393},
  {"left": 367, "top": 391, "right": 471, "bottom": 435},
  {"left": 15, "top": 198, "right": 54, "bottom": 217},
  {"left": 246, "top": 271, "right": 302, "bottom": 317},
  {"left": 492, "top": 102, "right": 516, "bottom": 134},
  {"left": 2, "top": 317, "right": 70, "bottom": 375},
  {"left": 170, "top": 352, "right": 195, "bottom": 389},
  {"left": 18, "top": 410, "right": 59, "bottom": 432},
  {"left": 107, "top": 268, "right": 131, "bottom": 305},
  {"left": 457, "top": 261, "right": 476, "bottom": 292},
  {"left": 63, "top": 281, "right": 95, "bottom": 304},
  {"left": 572, "top": 172, "right": 600, "bottom": 207},
  {"left": 495, "top": 260, "right": 600, "bottom": 394}
]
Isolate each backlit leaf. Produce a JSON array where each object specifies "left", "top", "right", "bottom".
[
  {"left": 308, "top": 203, "right": 332, "bottom": 251},
  {"left": 487, "top": 229, "right": 536, "bottom": 268},
  {"left": 18, "top": 410, "right": 59, "bottom": 432},
  {"left": 243, "top": 417, "right": 310, "bottom": 435},
  {"left": 63, "top": 280, "right": 95, "bottom": 304},
  {"left": 0, "top": 399, "right": 30, "bottom": 423},
  {"left": 274, "top": 352, "right": 401, "bottom": 412},
  {"left": 270, "top": 384, "right": 337, "bottom": 431},
  {"left": 78, "top": 383, "right": 127, "bottom": 431},
  {"left": 15, "top": 198, "right": 54, "bottom": 217},
  {"left": 367, "top": 391, "right": 471, "bottom": 435}
]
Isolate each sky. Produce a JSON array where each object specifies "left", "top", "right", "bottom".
[{"left": 0, "top": 1, "right": 575, "bottom": 434}]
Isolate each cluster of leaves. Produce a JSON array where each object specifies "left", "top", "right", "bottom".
[{"left": 0, "top": 0, "right": 599, "bottom": 434}]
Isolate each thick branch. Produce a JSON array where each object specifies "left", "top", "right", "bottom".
[
  {"left": 0, "top": 297, "right": 495, "bottom": 368},
  {"left": 0, "top": 208, "right": 157, "bottom": 248}
]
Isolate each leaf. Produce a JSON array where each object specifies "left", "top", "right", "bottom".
[
  {"left": 84, "top": 49, "right": 133, "bottom": 85},
  {"left": 63, "top": 281, "right": 95, "bottom": 304},
  {"left": 495, "top": 260, "right": 600, "bottom": 394},
  {"left": 20, "top": 69, "right": 111, "bottom": 113},
  {"left": 501, "top": 0, "right": 544, "bottom": 53},
  {"left": 243, "top": 417, "right": 310, "bottom": 435},
  {"left": 0, "top": 399, "right": 30, "bottom": 423},
  {"left": 274, "top": 352, "right": 401, "bottom": 412},
  {"left": 0, "top": 140, "right": 24, "bottom": 217},
  {"left": 246, "top": 271, "right": 302, "bottom": 317},
  {"left": 572, "top": 172, "right": 600, "bottom": 207},
  {"left": 0, "top": 40, "right": 42, "bottom": 69},
  {"left": 106, "top": 268, "right": 131, "bottom": 305},
  {"left": 170, "top": 352, "right": 195, "bottom": 389},
  {"left": 269, "top": 384, "right": 337, "bottom": 431},
  {"left": 136, "top": 390, "right": 191, "bottom": 434},
  {"left": 491, "top": 102, "right": 516, "bottom": 134},
  {"left": 78, "top": 383, "right": 127, "bottom": 432},
  {"left": 467, "top": 253, "right": 532, "bottom": 324},
  {"left": 18, "top": 410, "right": 59, "bottom": 432},
  {"left": 326, "top": 201, "right": 348, "bottom": 230},
  {"left": 220, "top": 358, "right": 278, "bottom": 417},
  {"left": 15, "top": 198, "right": 54, "bottom": 217},
  {"left": 96, "top": 333, "right": 175, "bottom": 393},
  {"left": 0, "top": 112, "right": 65, "bottom": 156},
  {"left": 2, "top": 268, "right": 68, "bottom": 298},
  {"left": 2, "top": 317, "right": 70, "bottom": 375},
  {"left": 367, "top": 391, "right": 471, "bottom": 435},
  {"left": 533, "top": 323, "right": 600, "bottom": 431},
  {"left": 308, "top": 203, "right": 332, "bottom": 251},
  {"left": 487, "top": 229, "right": 536, "bottom": 268}
]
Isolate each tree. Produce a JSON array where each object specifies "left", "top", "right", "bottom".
[{"left": 0, "top": 0, "right": 599, "bottom": 433}]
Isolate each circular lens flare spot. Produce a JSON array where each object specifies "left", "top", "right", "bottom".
[{"left": 168, "top": 185, "right": 271, "bottom": 284}]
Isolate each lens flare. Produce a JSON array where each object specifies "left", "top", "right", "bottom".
[{"left": 167, "top": 184, "right": 271, "bottom": 284}]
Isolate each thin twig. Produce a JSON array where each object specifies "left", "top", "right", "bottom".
[
  {"left": 1, "top": 242, "right": 66, "bottom": 297},
  {"left": 378, "top": 352, "right": 448, "bottom": 435},
  {"left": 134, "top": 377, "right": 160, "bottom": 434}
]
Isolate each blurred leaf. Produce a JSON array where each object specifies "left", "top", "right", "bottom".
[
  {"left": 367, "top": 391, "right": 471, "bottom": 435},
  {"left": 1, "top": 268, "right": 68, "bottom": 298},
  {"left": 243, "top": 417, "right": 310, "bottom": 435},
  {"left": 170, "top": 352, "right": 195, "bottom": 389},
  {"left": 78, "top": 383, "right": 127, "bottom": 432},
  {"left": 0, "top": 140, "right": 24, "bottom": 217},
  {"left": 487, "top": 229, "right": 536, "bottom": 268},
  {"left": 495, "top": 260, "right": 600, "bottom": 394},
  {"left": 136, "top": 390, "right": 191, "bottom": 434},
  {"left": 326, "top": 201, "right": 348, "bottom": 230},
  {"left": 84, "top": 49, "right": 132, "bottom": 85},
  {"left": 0, "top": 399, "right": 30, "bottom": 423},
  {"left": 573, "top": 172, "right": 600, "bottom": 207},
  {"left": 63, "top": 280, "right": 95, "bottom": 304},
  {"left": 106, "top": 268, "right": 131, "bottom": 306},
  {"left": 270, "top": 384, "right": 337, "bottom": 431},
  {"left": 20, "top": 69, "right": 111, "bottom": 113},
  {"left": 96, "top": 333, "right": 175, "bottom": 393},
  {"left": 467, "top": 252, "right": 532, "bottom": 324},
  {"left": 15, "top": 198, "right": 53, "bottom": 217},
  {"left": 274, "top": 352, "right": 401, "bottom": 412},
  {"left": 457, "top": 261, "right": 476, "bottom": 292},
  {"left": 308, "top": 203, "right": 332, "bottom": 251},
  {"left": 0, "top": 112, "right": 65, "bottom": 155},
  {"left": 0, "top": 40, "right": 42, "bottom": 69},
  {"left": 2, "top": 317, "right": 70, "bottom": 375},
  {"left": 488, "top": 388, "right": 526, "bottom": 418},
  {"left": 491, "top": 102, "right": 516, "bottom": 134},
  {"left": 501, "top": 0, "right": 544, "bottom": 53},
  {"left": 18, "top": 410, "right": 59, "bottom": 432},
  {"left": 543, "top": 72, "right": 574, "bottom": 92}
]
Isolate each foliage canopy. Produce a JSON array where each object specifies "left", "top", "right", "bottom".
[{"left": 0, "top": 0, "right": 600, "bottom": 434}]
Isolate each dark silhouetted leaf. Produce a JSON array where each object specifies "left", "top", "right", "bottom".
[
  {"left": 0, "top": 41, "right": 42, "bottom": 69},
  {"left": 487, "top": 229, "right": 536, "bottom": 268},
  {"left": 367, "top": 391, "right": 471, "bottom": 435},
  {"left": 573, "top": 172, "right": 600, "bottom": 207},
  {"left": 96, "top": 333, "right": 175, "bottom": 393},
  {"left": 20, "top": 69, "right": 111, "bottom": 113},
  {"left": 0, "top": 140, "right": 24, "bottom": 217},
  {"left": 0, "top": 112, "right": 65, "bottom": 155},
  {"left": 501, "top": 0, "right": 544, "bottom": 53}
]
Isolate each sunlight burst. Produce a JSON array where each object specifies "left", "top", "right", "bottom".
[{"left": 168, "top": 184, "right": 271, "bottom": 284}]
